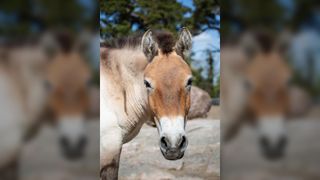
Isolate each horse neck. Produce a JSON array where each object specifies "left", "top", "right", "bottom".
[
  {"left": 107, "top": 48, "right": 151, "bottom": 132},
  {"left": 123, "top": 51, "right": 151, "bottom": 124},
  {"left": 124, "top": 77, "right": 151, "bottom": 126}
]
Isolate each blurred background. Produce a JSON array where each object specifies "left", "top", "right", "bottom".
[
  {"left": 222, "top": 0, "right": 320, "bottom": 179},
  {"left": 100, "top": 0, "right": 220, "bottom": 179},
  {"left": 0, "top": 0, "right": 99, "bottom": 179}
]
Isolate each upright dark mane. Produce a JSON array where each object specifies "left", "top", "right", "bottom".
[
  {"left": 101, "top": 33, "right": 143, "bottom": 49},
  {"left": 153, "top": 31, "right": 175, "bottom": 54},
  {"left": 101, "top": 30, "right": 176, "bottom": 54}
]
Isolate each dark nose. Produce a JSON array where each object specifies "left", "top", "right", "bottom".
[
  {"left": 160, "top": 135, "right": 188, "bottom": 151},
  {"left": 259, "top": 135, "right": 288, "bottom": 160},
  {"left": 59, "top": 135, "right": 87, "bottom": 160}
]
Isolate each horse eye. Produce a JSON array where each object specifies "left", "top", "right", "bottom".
[
  {"left": 144, "top": 80, "right": 152, "bottom": 89},
  {"left": 186, "top": 78, "right": 192, "bottom": 87}
]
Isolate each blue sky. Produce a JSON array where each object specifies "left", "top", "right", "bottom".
[
  {"left": 177, "top": 0, "right": 195, "bottom": 11},
  {"left": 192, "top": 29, "right": 220, "bottom": 83},
  {"left": 178, "top": 0, "right": 220, "bottom": 83}
]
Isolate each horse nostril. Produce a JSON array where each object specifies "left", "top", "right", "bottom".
[
  {"left": 178, "top": 135, "right": 188, "bottom": 149},
  {"left": 160, "top": 136, "right": 169, "bottom": 149}
]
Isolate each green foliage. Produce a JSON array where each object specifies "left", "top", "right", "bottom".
[
  {"left": 213, "top": 75, "right": 220, "bottom": 97},
  {"left": 192, "top": 0, "right": 220, "bottom": 34},
  {"left": 100, "top": 0, "right": 135, "bottom": 37},
  {"left": 190, "top": 50, "right": 219, "bottom": 98},
  {"left": 100, "top": 0, "right": 191, "bottom": 38},
  {"left": 100, "top": 0, "right": 220, "bottom": 37}
]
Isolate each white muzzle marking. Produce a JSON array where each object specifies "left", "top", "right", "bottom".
[{"left": 157, "top": 116, "right": 186, "bottom": 148}]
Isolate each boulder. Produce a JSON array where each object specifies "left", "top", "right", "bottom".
[{"left": 188, "top": 86, "right": 212, "bottom": 119}]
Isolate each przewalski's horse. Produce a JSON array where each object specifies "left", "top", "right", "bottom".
[
  {"left": 45, "top": 32, "right": 92, "bottom": 159},
  {"left": 100, "top": 28, "right": 192, "bottom": 179},
  {"left": 222, "top": 31, "right": 293, "bottom": 159}
]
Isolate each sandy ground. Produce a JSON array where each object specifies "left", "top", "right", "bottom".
[
  {"left": 207, "top": 106, "right": 220, "bottom": 120},
  {"left": 118, "top": 107, "right": 221, "bottom": 180},
  {"left": 119, "top": 119, "right": 220, "bottom": 180}
]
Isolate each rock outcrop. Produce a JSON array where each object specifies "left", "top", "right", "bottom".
[{"left": 188, "top": 86, "right": 212, "bottom": 119}]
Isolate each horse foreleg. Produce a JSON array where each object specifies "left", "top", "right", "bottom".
[
  {"left": 100, "top": 146, "right": 121, "bottom": 180},
  {"left": 100, "top": 119, "right": 123, "bottom": 180}
]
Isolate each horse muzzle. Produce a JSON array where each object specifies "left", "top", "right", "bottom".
[
  {"left": 160, "top": 134, "right": 188, "bottom": 160},
  {"left": 157, "top": 116, "right": 188, "bottom": 160}
]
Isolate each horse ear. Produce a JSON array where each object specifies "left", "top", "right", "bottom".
[
  {"left": 175, "top": 27, "right": 192, "bottom": 58},
  {"left": 141, "top": 30, "right": 158, "bottom": 62}
]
